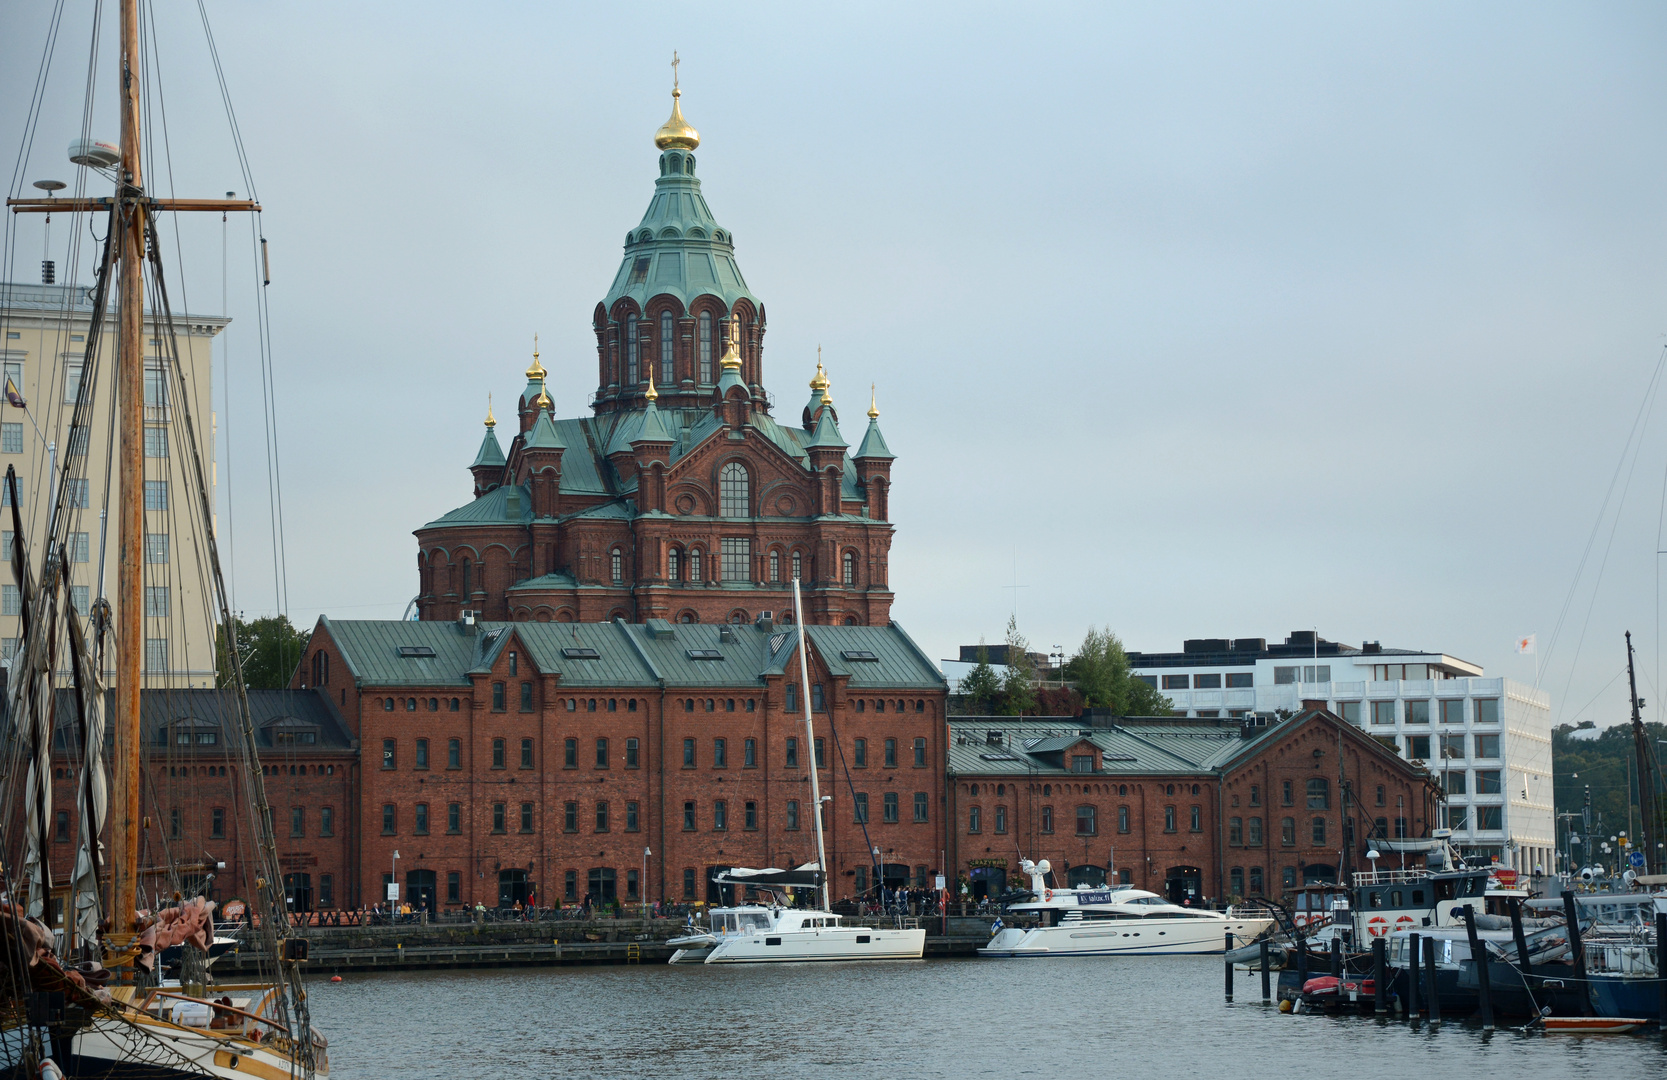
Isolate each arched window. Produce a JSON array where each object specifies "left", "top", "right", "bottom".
[
  {"left": 625, "top": 313, "right": 639, "bottom": 383},
  {"left": 719, "top": 462, "right": 749, "bottom": 518},
  {"left": 791, "top": 550, "right": 802, "bottom": 581},
  {"left": 610, "top": 548, "right": 623, "bottom": 584},
  {"left": 659, "top": 310, "right": 675, "bottom": 385},
  {"left": 698, "top": 311, "right": 713, "bottom": 382},
  {"left": 668, "top": 546, "right": 681, "bottom": 582},
  {"left": 461, "top": 558, "right": 472, "bottom": 597},
  {"left": 688, "top": 547, "right": 703, "bottom": 582},
  {"left": 768, "top": 549, "right": 780, "bottom": 583},
  {"left": 841, "top": 551, "right": 855, "bottom": 585}
]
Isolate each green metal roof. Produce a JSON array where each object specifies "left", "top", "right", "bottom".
[
  {"left": 603, "top": 147, "right": 758, "bottom": 315},
  {"left": 471, "top": 426, "right": 506, "bottom": 469},
  {"left": 633, "top": 399, "right": 672, "bottom": 444},
  {"left": 854, "top": 417, "right": 893, "bottom": 460},
  {"left": 525, "top": 407, "right": 565, "bottom": 450},
  {"left": 946, "top": 718, "right": 1237, "bottom": 777},
  {"left": 807, "top": 404, "right": 846, "bottom": 450}
]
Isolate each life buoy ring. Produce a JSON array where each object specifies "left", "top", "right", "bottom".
[
  {"left": 1044, "top": 889, "right": 1053, "bottom": 902},
  {"left": 1367, "top": 916, "right": 1389, "bottom": 938},
  {"left": 1394, "top": 915, "right": 1415, "bottom": 930}
]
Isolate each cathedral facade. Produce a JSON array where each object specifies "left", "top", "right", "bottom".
[{"left": 415, "top": 87, "right": 897, "bottom": 628}]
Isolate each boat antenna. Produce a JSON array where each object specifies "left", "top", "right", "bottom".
[{"left": 792, "top": 576, "right": 831, "bottom": 911}]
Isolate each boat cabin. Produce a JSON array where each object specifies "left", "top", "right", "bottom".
[{"left": 706, "top": 908, "right": 773, "bottom": 935}]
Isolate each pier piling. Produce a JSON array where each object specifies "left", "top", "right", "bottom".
[
  {"left": 1462, "top": 908, "right": 1490, "bottom": 1031},
  {"left": 1371, "top": 937, "right": 1386, "bottom": 1015},
  {"left": 1423, "top": 936, "right": 1440, "bottom": 1030},
  {"left": 1562, "top": 890, "right": 1593, "bottom": 1016},
  {"left": 1260, "top": 939, "right": 1271, "bottom": 1003},
  {"left": 1407, "top": 932, "right": 1421, "bottom": 1021},
  {"left": 1296, "top": 932, "right": 1308, "bottom": 989},
  {"left": 1330, "top": 936, "right": 1342, "bottom": 978},
  {"left": 1225, "top": 932, "right": 1234, "bottom": 1003}
]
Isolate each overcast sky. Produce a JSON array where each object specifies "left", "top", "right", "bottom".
[{"left": 4, "top": 2, "right": 1667, "bottom": 728}]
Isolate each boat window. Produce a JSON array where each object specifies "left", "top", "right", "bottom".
[
  {"left": 1411, "top": 889, "right": 1424, "bottom": 905},
  {"left": 1390, "top": 890, "right": 1403, "bottom": 907},
  {"left": 1368, "top": 891, "right": 1382, "bottom": 909}
]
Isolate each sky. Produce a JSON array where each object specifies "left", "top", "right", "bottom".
[{"left": 3, "top": 2, "right": 1667, "bottom": 730}]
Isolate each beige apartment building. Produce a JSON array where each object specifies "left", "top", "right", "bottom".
[{"left": 0, "top": 280, "right": 222, "bottom": 687}]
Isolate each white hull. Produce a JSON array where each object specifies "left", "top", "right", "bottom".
[
  {"left": 981, "top": 915, "right": 1273, "bottom": 957},
  {"left": 65, "top": 1015, "right": 326, "bottom": 1078},
  {"left": 670, "top": 926, "right": 926, "bottom": 964}
]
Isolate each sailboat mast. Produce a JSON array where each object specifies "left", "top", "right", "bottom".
[
  {"left": 109, "top": 0, "right": 145, "bottom": 943},
  {"left": 1625, "top": 632, "right": 1657, "bottom": 874},
  {"left": 792, "top": 579, "right": 831, "bottom": 911}
]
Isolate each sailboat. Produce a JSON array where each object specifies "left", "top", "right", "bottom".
[
  {"left": 666, "top": 578, "right": 926, "bottom": 964},
  {"left": 0, "top": 2, "right": 326, "bottom": 1076}
]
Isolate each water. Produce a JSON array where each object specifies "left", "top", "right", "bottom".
[{"left": 308, "top": 958, "right": 1667, "bottom": 1079}]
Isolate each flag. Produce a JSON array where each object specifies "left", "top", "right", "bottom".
[
  {"left": 1515, "top": 634, "right": 1536, "bottom": 655},
  {"left": 3, "top": 378, "right": 23, "bottom": 408}
]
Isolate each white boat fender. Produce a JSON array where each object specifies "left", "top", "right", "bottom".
[
  {"left": 170, "top": 1000, "right": 213, "bottom": 1027},
  {"left": 40, "top": 1061, "right": 64, "bottom": 1080},
  {"left": 1044, "top": 890, "right": 1052, "bottom": 901}
]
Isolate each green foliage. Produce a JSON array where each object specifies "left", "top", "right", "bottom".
[
  {"left": 956, "top": 642, "right": 1002, "bottom": 715},
  {"left": 1064, "top": 626, "right": 1172, "bottom": 716},
  {"left": 1552, "top": 720, "right": 1667, "bottom": 854},
  {"left": 217, "top": 614, "right": 306, "bottom": 690},
  {"left": 999, "top": 615, "right": 1037, "bottom": 716}
]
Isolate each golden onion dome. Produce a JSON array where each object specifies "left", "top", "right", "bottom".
[
  {"left": 867, "top": 384, "right": 879, "bottom": 419},
  {"left": 485, "top": 394, "right": 497, "bottom": 429},
  {"left": 526, "top": 334, "right": 547, "bottom": 381},
  {"left": 645, "top": 370, "right": 659, "bottom": 403},
  {"left": 654, "top": 89, "right": 700, "bottom": 151},
  {"left": 809, "top": 356, "right": 828, "bottom": 392}
]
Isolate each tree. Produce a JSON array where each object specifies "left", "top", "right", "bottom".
[
  {"left": 1065, "top": 626, "right": 1171, "bottom": 717},
  {"left": 957, "top": 642, "right": 1002, "bottom": 715},
  {"left": 999, "top": 615, "right": 1037, "bottom": 716},
  {"left": 217, "top": 614, "right": 306, "bottom": 690}
]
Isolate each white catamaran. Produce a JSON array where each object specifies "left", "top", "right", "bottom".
[{"left": 667, "top": 579, "right": 925, "bottom": 964}]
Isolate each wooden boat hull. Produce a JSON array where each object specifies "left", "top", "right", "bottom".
[{"left": 1541, "top": 1016, "right": 1651, "bottom": 1034}]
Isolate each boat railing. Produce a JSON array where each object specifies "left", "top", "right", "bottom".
[{"left": 1351, "top": 869, "right": 1430, "bottom": 886}]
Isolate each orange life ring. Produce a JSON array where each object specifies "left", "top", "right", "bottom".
[
  {"left": 1044, "top": 889, "right": 1053, "bottom": 902},
  {"left": 1394, "top": 915, "right": 1415, "bottom": 930},
  {"left": 1367, "top": 916, "right": 1389, "bottom": 938}
]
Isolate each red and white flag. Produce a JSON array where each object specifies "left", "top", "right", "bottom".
[{"left": 1515, "top": 634, "right": 1536, "bottom": 655}]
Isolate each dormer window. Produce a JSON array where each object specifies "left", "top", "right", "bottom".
[
  {"left": 168, "top": 718, "right": 218, "bottom": 746},
  {"left": 1071, "top": 754, "right": 1095, "bottom": 773},
  {"left": 267, "top": 716, "right": 320, "bottom": 746}
]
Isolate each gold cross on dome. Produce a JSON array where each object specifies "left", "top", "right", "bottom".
[{"left": 672, "top": 51, "right": 680, "bottom": 91}]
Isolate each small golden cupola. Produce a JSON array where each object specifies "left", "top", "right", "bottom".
[{"left": 654, "top": 55, "right": 700, "bottom": 151}]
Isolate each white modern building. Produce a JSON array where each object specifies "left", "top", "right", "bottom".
[{"left": 1127, "top": 631, "right": 1553, "bottom": 874}]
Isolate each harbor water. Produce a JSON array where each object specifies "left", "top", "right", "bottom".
[{"left": 307, "top": 956, "right": 1667, "bottom": 1078}]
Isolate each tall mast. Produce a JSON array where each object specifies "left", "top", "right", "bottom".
[
  {"left": 1625, "top": 632, "right": 1657, "bottom": 874},
  {"left": 793, "top": 578, "right": 831, "bottom": 911},
  {"left": 109, "top": 0, "right": 145, "bottom": 947}
]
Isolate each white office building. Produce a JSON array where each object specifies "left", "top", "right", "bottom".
[{"left": 1127, "top": 631, "right": 1553, "bottom": 873}]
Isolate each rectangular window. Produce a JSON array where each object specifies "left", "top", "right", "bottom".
[
  {"left": 626, "top": 802, "right": 640, "bottom": 831},
  {"left": 414, "top": 803, "right": 429, "bottom": 835},
  {"left": 786, "top": 800, "right": 800, "bottom": 830},
  {"left": 415, "top": 738, "right": 429, "bottom": 769},
  {"left": 595, "top": 738, "right": 608, "bottom": 768},
  {"left": 144, "top": 637, "right": 167, "bottom": 671},
  {"left": 448, "top": 803, "right": 461, "bottom": 833},
  {"left": 1476, "top": 805, "right": 1503, "bottom": 830},
  {"left": 1282, "top": 817, "right": 1296, "bottom": 845},
  {"left": 143, "top": 585, "right": 169, "bottom": 617},
  {"left": 0, "top": 423, "right": 20, "bottom": 454},
  {"left": 492, "top": 803, "right": 506, "bottom": 833},
  {"left": 521, "top": 803, "right": 534, "bottom": 833},
  {"left": 1405, "top": 699, "right": 1430, "bottom": 725},
  {"left": 143, "top": 425, "right": 168, "bottom": 458},
  {"left": 491, "top": 682, "right": 505, "bottom": 711},
  {"left": 520, "top": 682, "right": 534, "bottom": 711},
  {"left": 914, "top": 737, "right": 927, "bottom": 767},
  {"left": 1444, "top": 769, "right": 1468, "bottom": 795},
  {"left": 564, "top": 738, "right": 577, "bottom": 768},
  {"left": 1476, "top": 769, "right": 1502, "bottom": 794},
  {"left": 812, "top": 684, "right": 826, "bottom": 713},
  {"left": 854, "top": 738, "right": 867, "bottom": 767},
  {"left": 144, "top": 480, "right": 168, "bottom": 510},
  {"left": 1249, "top": 785, "right": 1261, "bottom": 806},
  {"left": 683, "top": 738, "right": 696, "bottom": 767},
  {"left": 1333, "top": 700, "right": 1360, "bottom": 725},
  {"left": 0, "top": 585, "right": 16, "bottom": 615},
  {"left": 1473, "top": 733, "right": 1501, "bottom": 758},
  {"left": 211, "top": 807, "right": 225, "bottom": 838},
  {"left": 1117, "top": 805, "right": 1129, "bottom": 833},
  {"left": 1475, "top": 698, "right": 1500, "bottom": 724},
  {"left": 683, "top": 801, "right": 696, "bottom": 830},
  {"left": 1226, "top": 671, "right": 1253, "bottom": 688},
  {"left": 144, "top": 360, "right": 170, "bottom": 408},
  {"left": 1247, "top": 816, "right": 1262, "bottom": 845},
  {"left": 968, "top": 806, "right": 981, "bottom": 833},
  {"left": 447, "top": 872, "right": 460, "bottom": 903},
  {"left": 1439, "top": 733, "right": 1467, "bottom": 760},
  {"left": 1071, "top": 755, "right": 1094, "bottom": 773},
  {"left": 1273, "top": 666, "right": 1298, "bottom": 684},
  {"left": 1229, "top": 816, "right": 1242, "bottom": 845},
  {"left": 884, "top": 738, "right": 897, "bottom": 768},
  {"left": 381, "top": 739, "right": 398, "bottom": 770},
  {"left": 1370, "top": 700, "right": 1396, "bottom": 725},
  {"left": 63, "top": 478, "right": 88, "bottom": 508},
  {"left": 883, "top": 792, "right": 899, "bottom": 823},
  {"left": 854, "top": 793, "right": 869, "bottom": 823},
  {"left": 744, "top": 738, "right": 757, "bottom": 767},
  {"left": 995, "top": 805, "right": 1008, "bottom": 833},
  {"left": 815, "top": 737, "right": 826, "bottom": 768},
  {"left": 626, "top": 738, "right": 639, "bottom": 768},
  {"left": 1282, "top": 780, "right": 1293, "bottom": 805},
  {"left": 144, "top": 532, "right": 169, "bottom": 563},
  {"left": 785, "top": 737, "right": 799, "bottom": 769},
  {"left": 382, "top": 804, "right": 395, "bottom": 835},
  {"left": 713, "top": 800, "right": 727, "bottom": 830},
  {"left": 1076, "top": 806, "right": 1096, "bottom": 835},
  {"left": 1405, "top": 734, "right": 1431, "bottom": 760},
  {"left": 1193, "top": 673, "right": 1221, "bottom": 689},
  {"left": 448, "top": 738, "right": 461, "bottom": 769},
  {"left": 720, "top": 537, "right": 751, "bottom": 581},
  {"left": 1312, "top": 817, "right": 1327, "bottom": 845},
  {"left": 64, "top": 361, "right": 83, "bottom": 405},
  {"left": 290, "top": 807, "right": 305, "bottom": 838},
  {"left": 564, "top": 802, "right": 578, "bottom": 832},
  {"left": 1164, "top": 806, "right": 1176, "bottom": 831},
  {"left": 492, "top": 738, "right": 505, "bottom": 768},
  {"left": 713, "top": 738, "right": 727, "bottom": 768},
  {"left": 914, "top": 792, "right": 929, "bottom": 823},
  {"left": 682, "top": 868, "right": 696, "bottom": 899},
  {"left": 320, "top": 875, "right": 334, "bottom": 908},
  {"left": 66, "top": 424, "right": 88, "bottom": 456},
  {"left": 595, "top": 800, "right": 611, "bottom": 832},
  {"left": 1439, "top": 698, "right": 1465, "bottom": 725},
  {"left": 1446, "top": 805, "right": 1468, "bottom": 830},
  {"left": 1161, "top": 674, "right": 1188, "bottom": 690},
  {"left": 785, "top": 683, "right": 796, "bottom": 713}
]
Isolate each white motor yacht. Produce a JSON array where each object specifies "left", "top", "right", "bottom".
[{"left": 981, "top": 860, "right": 1275, "bottom": 957}]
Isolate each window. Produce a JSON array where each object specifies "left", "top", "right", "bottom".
[
  {"left": 698, "top": 311, "right": 714, "bottom": 382},
  {"left": 1338, "top": 701, "right": 1362, "bottom": 725},
  {"left": 626, "top": 313, "right": 639, "bottom": 382},
  {"left": 66, "top": 424, "right": 88, "bottom": 457},
  {"left": 1405, "top": 700, "right": 1430, "bottom": 725},
  {"left": 1117, "top": 805, "right": 1129, "bottom": 833},
  {"left": 143, "top": 425, "right": 168, "bottom": 458},
  {"left": 64, "top": 478, "right": 87, "bottom": 508},
  {"left": 520, "top": 682, "right": 533, "bottom": 711},
  {"left": 447, "top": 872, "right": 460, "bottom": 904},
  {"left": 382, "top": 739, "right": 396, "bottom": 769},
  {"left": 791, "top": 550, "right": 802, "bottom": 580},
  {"left": 415, "top": 738, "right": 430, "bottom": 769},
  {"left": 564, "top": 738, "right": 577, "bottom": 768},
  {"left": 815, "top": 737, "right": 826, "bottom": 767},
  {"left": 1163, "top": 806, "right": 1176, "bottom": 832},
  {"left": 563, "top": 802, "right": 578, "bottom": 832},
  {"left": 595, "top": 738, "right": 609, "bottom": 768},
  {"left": 1405, "top": 734, "right": 1431, "bottom": 760},
  {"left": 1447, "top": 805, "right": 1469, "bottom": 830},
  {"left": 1312, "top": 817, "right": 1327, "bottom": 845},
  {"left": 517, "top": 737, "right": 532, "bottom": 769},
  {"left": 610, "top": 548, "right": 623, "bottom": 584},
  {"left": 719, "top": 462, "right": 749, "bottom": 517},
  {"left": 1230, "top": 867, "right": 1244, "bottom": 896},
  {"left": 854, "top": 793, "right": 869, "bottom": 823},
  {"left": 854, "top": 738, "right": 867, "bottom": 767},
  {"left": 1274, "top": 666, "right": 1297, "bottom": 684},
  {"left": 1249, "top": 784, "right": 1260, "bottom": 807},
  {"left": 668, "top": 546, "right": 681, "bottom": 581},
  {"left": 842, "top": 551, "right": 855, "bottom": 586},
  {"left": 786, "top": 800, "right": 800, "bottom": 830},
  {"left": 1162, "top": 674, "right": 1188, "bottom": 690},
  {"left": 683, "top": 801, "right": 696, "bottom": 830},
  {"left": 144, "top": 480, "right": 168, "bottom": 511},
  {"left": 713, "top": 800, "right": 727, "bottom": 830},
  {"left": 1444, "top": 769, "right": 1468, "bottom": 795},
  {"left": 785, "top": 683, "right": 797, "bottom": 713},
  {"left": 883, "top": 738, "right": 897, "bottom": 768},
  {"left": 744, "top": 738, "right": 757, "bottom": 767},
  {"left": 768, "top": 549, "right": 780, "bottom": 583},
  {"left": 1439, "top": 733, "right": 1467, "bottom": 760},
  {"left": 682, "top": 868, "right": 696, "bottom": 899},
  {"left": 914, "top": 792, "right": 929, "bottom": 823},
  {"left": 1283, "top": 866, "right": 1297, "bottom": 889},
  {"left": 414, "top": 803, "right": 429, "bottom": 835},
  {"left": 785, "top": 737, "right": 798, "bottom": 769},
  {"left": 626, "top": 737, "right": 639, "bottom": 768},
  {"left": 993, "top": 804, "right": 1009, "bottom": 833},
  {"left": 659, "top": 310, "right": 675, "bottom": 385},
  {"left": 626, "top": 801, "right": 640, "bottom": 831},
  {"left": 720, "top": 537, "right": 750, "bottom": 581},
  {"left": 1473, "top": 733, "right": 1501, "bottom": 758},
  {"left": 1247, "top": 816, "right": 1262, "bottom": 845},
  {"left": 492, "top": 682, "right": 505, "bottom": 711},
  {"left": 914, "top": 738, "right": 927, "bottom": 767},
  {"left": 0, "top": 585, "right": 16, "bottom": 615},
  {"left": 290, "top": 807, "right": 305, "bottom": 838},
  {"left": 0, "top": 420, "right": 22, "bottom": 456},
  {"left": 1476, "top": 769, "right": 1502, "bottom": 794},
  {"left": 144, "top": 532, "right": 169, "bottom": 563},
  {"left": 492, "top": 738, "right": 505, "bottom": 769},
  {"left": 1076, "top": 806, "right": 1096, "bottom": 835},
  {"left": 448, "top": 738, "right": 461, "bottom": 769},
  {"left": 968, "top": 806, "right": 982, "bottom": 833},
  {"left": 1229, "top": 817, "right": 1243, "bottom": 844},
  {"left": 382, "top": 804, "right": 395, "bottom": 835},
  {"left": 1281, "top": 817, "right": 1295, "bottom": 845},
  {"left": 1439, "top": 699, "right": 1465, "bottom": 725},
  {"left": 448, "top": 803, "right": 461, "bottom": 834},
  {"left": 595, "top": 801, "right": 609, "bottom": 832},
  {"left": 144, "top": 359, "right": 170, "bottom": 408},
  {"left": 492, "top": 803, "right": 506, "bottom": 833},
  {"left": 1476, "top": 806, "right": 1503, "bottom": 830},
  {"left": 1071, "top": 754, "right": 1094, "bottom": 773},
  {"left": 713, "top": 738, "right": 727, "bottom": 768},
  {"left": 1226, "top": 671, "right": 1253, "bottom": 688},
  {"left": 1306, "top": 778, "right": 1329, "bottom": 810},
  {"left": 683, "top": 738, "right": 696, "bottom": 767},
  {"left": 688, "top": 547, "right": 702, "bottom": 581},
  {"left": 1475, "top": 698, "right": 1500, "bottom": 725},
  {"left": 883, "top": 792, "right": 899, "bottom": 823},
  {"left": 1194, "top": 673, "right": 1221, "bottom": 689}
]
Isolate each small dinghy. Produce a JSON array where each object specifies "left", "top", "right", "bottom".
[{"left": 1541, "top": 1016, "right": 1651, "bottom": 1034}]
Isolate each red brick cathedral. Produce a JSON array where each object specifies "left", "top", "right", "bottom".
[{"left": 415, "top": 87, "right": 897, "bottom": 628}]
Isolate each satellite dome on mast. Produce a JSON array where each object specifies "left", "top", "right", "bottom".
[{"left": 68, "top": 139, "right": 119, "bottom": 169}]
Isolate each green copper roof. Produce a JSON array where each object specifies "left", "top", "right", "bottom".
[
  {"left": 525, "top": 407, "right": 565, "bottom": 450},
  {"left": 603, "top": 148, "right": 758, "bottom": 314},
  {"left": 633, "top": 399, "right": 672, "bottom": 445},
  {"left": 715, "top": 363, "right": 746, "bottom": 398},
  {"left": 807, "top": 402, "right": 846, "bottom": 450},
  {"left": 521, "top": 375, "right": 546, "bottom": 406},
  {"left": 854, "top": 417, "right": 893, "bottom": 460},
  {"left": 471, "top": 426, "right": 506, "bottom": 468}
]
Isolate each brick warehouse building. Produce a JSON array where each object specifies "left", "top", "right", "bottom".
[
  {"left": 946, "top": 706, "right": 1441, "bottom": 904},
  {"left": 293, "top": 616, "right": 946, "bottom": 911},
  {"left": 414, "top": 85, "right": 898, "bottom": 629}
]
